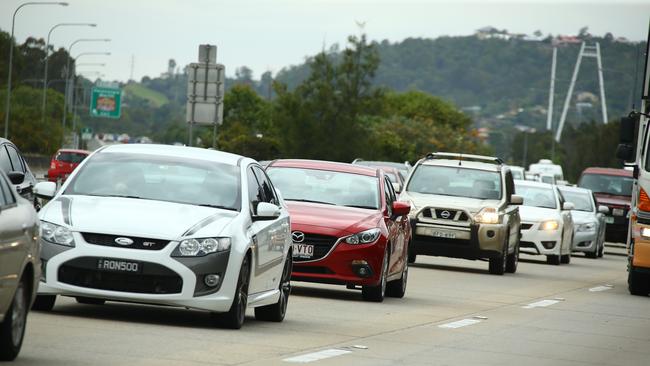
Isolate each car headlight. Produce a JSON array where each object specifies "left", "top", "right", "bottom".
[
  {"left": 577, "top": 222, "right": 596, "bottom": 232},
  {"left": 474, "top": 207, "right": 499, "bottom": 224},
  {"left": 40, "top": 221, "right": 75, "bottom": 247},
  {"left": 174, "top": 237, "right": 231, "bottom": 257},
  {"left": 345, "top": 228, "right": 381, "bottom": 244},
  {"left": 539, "top": 220, "right": 559, "bottom": 231}
]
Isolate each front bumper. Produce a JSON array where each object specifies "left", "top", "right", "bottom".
[
  {"left": 605, "top": 217, "right": 628, "bottom": 243},
  {"left": 38, "top": 233, "right": 236, "bottom": 312},
  {"left": 572, "top": 229, "right": 598, "bottom": 252},
  {"left": 520, "top": 222, "right": 562, "bottom": 256},
  {"left": 408, "top": 218, "right": 507, "bottom": 260}
]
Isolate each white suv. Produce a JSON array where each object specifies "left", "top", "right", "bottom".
[{"left": 33, "top": 144, "right": 292, "bottom": 329}]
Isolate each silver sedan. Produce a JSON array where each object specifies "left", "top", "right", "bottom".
[{"left": 558, "top": 186, "right": 608, "bottom": 258}]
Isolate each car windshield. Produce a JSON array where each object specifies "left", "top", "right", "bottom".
[
  {"left": 578, "top": 173, "right": 633, "bottom": 197},
  {"left": 559, "top": 190, "right": 593, "bottom": 212},
  {"left": 267, "top": 167, "right": 380, "bottom": 209},
  {"left": 57, "top": 152, "right": 87, "bottom": 164},
  {"left": 406, "top": 165, "right": 502, "bottom": 200},
  {"left": 64, "top": 152, "right": 241, "bottom": 210},
  {"left": 515, "top": 184, "right": 557, "bottom": 209}
]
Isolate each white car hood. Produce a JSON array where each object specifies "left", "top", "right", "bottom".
[
  {"left": 571, "top": 210, "right": 597, "bottom": 224},
  {"left": 40, "top": 195, "right": 238, "bottom": 239},
  {"left": 518, "top": 205, "right": 561, "bottom": 222},
  {"left": 402, "top": 191, "right": 501, "bottom": 214}
]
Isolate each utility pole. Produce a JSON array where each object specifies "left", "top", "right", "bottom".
[{"left": 546, "top": 46, "right": 557, "bottom": 131}]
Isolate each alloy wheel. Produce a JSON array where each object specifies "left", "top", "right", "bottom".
[{"left": 11, "top": 282, "right": 26, "bottom": 347}]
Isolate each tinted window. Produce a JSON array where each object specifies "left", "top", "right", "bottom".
[
  {"left": 0, "top": 146, "right": 11, "bottom": 173},
  {"left": 5, "top": 145, "right": 24, "bottom": 173},
  {"left": 267, "top": 167, "right": 380, "bottom": 209},
  {"left": 0, "top": 173, "right": 15, "bottom": 205},
  {"left": 578, "top": 173, "right": 633, "bottom": 197},
  {"left": 253, "top": 166, "right": 278, "bottom": 205},
  {"left": 384, "top": 177, "right": 394, "bottom": 216},
  {"left": 247, "top": 167, "right": 263, "bottom": 213},
  {"left": 505, "top": 171, "right": 514, "bottom": 201},
  {"left": 407, "top": 165, "right": 502, "bottom": 200},
  {"left": 57, "top": 151, "right": 88, "bottom": 163},
  {"left": 558, "top": 189, "right": 594, "bottom": 212},
  {"left": 65, "top": 152, "right": 241, "bottom": 210},
  {"left": 515, "top": 184, "right": 557, "bottom": 209}
]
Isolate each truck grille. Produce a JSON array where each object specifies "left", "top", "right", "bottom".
[{"left": 419, "top": 207, "right": 470, "bottom": 224}]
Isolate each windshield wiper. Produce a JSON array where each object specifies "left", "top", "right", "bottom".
[
  {"left": 343, "top": 204, "right": 377, "bottom": 210},
  {"left": 198, "top": 204, "right": 237, "bottom": 211},
  {"left": 286, "top": 198, "right": 335, "bottom": 205},
  {"left": 104, "top": 194, "right": 144, "bottom": 200}
]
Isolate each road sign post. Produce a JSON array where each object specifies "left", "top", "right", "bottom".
[
  {"left": 186, "top": 44, "right": 225, "bottom": 147},
  {"left": 90, "top": 86, "right": 122, "bottom": 119}
]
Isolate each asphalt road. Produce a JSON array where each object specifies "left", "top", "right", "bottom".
[{"left": 15, "top": 249, "right": 648, "bottom": 366}]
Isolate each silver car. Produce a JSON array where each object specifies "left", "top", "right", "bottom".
[
  {"left": 0, "top": 170, "right": 40, "bottom": 361},
  {"left": 558, "top": 186, "right": 609, "bottom": 258}
]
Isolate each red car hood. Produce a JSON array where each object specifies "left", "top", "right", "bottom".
[
  {"left": 594, "top": 193, "right": 630, "bottom": 208},
  {"left": 286, "top": 201, "right": 382, "bottom": 236}
]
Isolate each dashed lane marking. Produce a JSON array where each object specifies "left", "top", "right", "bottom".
[
  {"left": 589, "top": 285, "right": 613, "bottom": 292},
  {"left": 283, "top": 349, "right": 352, "bottom": 363},
  {"left": 438, "top": 318, "right": 482, "bottom": 329},
  {"left": 522, "top": 299, "right": 561, "bottom": 309}
]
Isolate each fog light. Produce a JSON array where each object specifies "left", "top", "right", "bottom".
[
  {"left": 487, "top": 230, "right": 495, "bottom": 238},
  {"left": 542, "top": 241, "right": 556, "bottom": 249},
  {"left": 351, "top": 260, "right": 373, "bottom": 278},
  {"left": 204, "top": 274, "right": 221, "bottom": 287}
]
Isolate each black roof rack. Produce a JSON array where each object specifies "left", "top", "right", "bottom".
[{"left": 424, "top": 152, "right": 504, "bottom": 165}]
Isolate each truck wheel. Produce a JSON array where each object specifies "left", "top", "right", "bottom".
[
  {"left": 628, "top": 270, "right": 650, "bottom": 296},
  {"left": 506, "top": 241, "right": 519, "bottom": 273},
  {"left": 489, "top": 239, "right": 507, "bottom": 275}
]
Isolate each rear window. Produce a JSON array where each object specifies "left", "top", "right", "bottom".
[
  {"left": 578, "top": 173, "right": 633, "bottom": 197},
  {"left": 57, "top": 152, "right": 88, "bottom": 164}
]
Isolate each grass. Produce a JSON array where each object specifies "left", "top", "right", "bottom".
[{"left": 124, "top": 83, "right": 169, "bottom": 107}]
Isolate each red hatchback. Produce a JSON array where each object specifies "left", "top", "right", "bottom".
[
  {"left": 266, "top": 159, "right": 411, "bottom": 302},
  {"left": 47, "top": 149, "right": 90, "bottom": 182}
]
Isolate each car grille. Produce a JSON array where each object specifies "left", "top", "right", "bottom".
[
  {"left": 82, "top": 233, "right": 170, "bottom": 251},
  {"left": 58, "top": 257, "right": 182, "bottom": 294},
  {"left": 419, "top": 208, "right": 470, "bottom": 223},
  {"left": 294, "top": 233, "right": 338, "bottom": 262}
]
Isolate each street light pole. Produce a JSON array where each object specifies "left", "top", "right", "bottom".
[
  {"left": 3, "top": 1, "right": 69, "bottom": 139},
  {"left": 41, "top": 22, "right": 96, "bottom": 125}
]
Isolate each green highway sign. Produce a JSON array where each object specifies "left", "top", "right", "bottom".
[{"left": 90, "top": 86, "right": 122, "bottom": 119}]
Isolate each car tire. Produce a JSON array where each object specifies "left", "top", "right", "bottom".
[
  {"left": 506, "top": 241, "right": 519, "bottom": 274},
  {"left": 0, "top": 278, "right": 29, "bottom": 361},
  {"left": 255, "top": 254, "right": 291, "bottom": 322},
  {"left": 628, "top": 270, "right": 650, "bottom": 296},
  {"left": 31, "top": 295, "right": 56, "bottom": 311},
  {"left": 76, "top": 297, "right": 106, "bottom": 305},
  {"left": 561, "top": 253, "right": 571, "bottom": 264},
  {"left": 362, "top": 249, "right": 388, "bottom": 302},
  {"left": 585, "top": 250, "right": 598, "bottom": 259},
  {"left": 214, "top": 255, "right": 250, "bottom": 329},
  {"left": 386, "top": 258, "right": 408, "bottom": 298},
  {"left": 546, "top": 255, "right": 560, "bottom": 265},
  {"left": 489, "top": 238, "right": 508, "bottom": 275},
  {"left": 407, "top": 241, "right": 417, "bottom": 264},
  {"left": 598, "top": 242, "right": 604, "bottom": 258}
]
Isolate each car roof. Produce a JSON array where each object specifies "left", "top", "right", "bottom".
[
  {"left": 419, "top": 159, "right": 501, "bottom": 172},
  {"left": 97, "top": 144, "right": 244, "bottom": 166},
  {"left": 582, "top": 167, "right": 633, "bottom": 177},
  {"left": 57, "top": 149, "right": 90, "bottom": 154},
  {"left": 354, "top": 161, "right": 406, "bottom": 169},
  {"left": 514, "top": 180, "right": 555, "bottom": 189},
  {"left": 269, "top": 159, "right": 378, "bottom": 177},
  {"left": 557, "top": 185, "right": 592, "bottom": 195}
]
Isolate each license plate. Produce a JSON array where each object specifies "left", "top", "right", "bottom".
[
  {"left": 96, "top": 258, "right": 141, "bottom": 273},
  {"left": 612, "top": 208, "right": 625, "bottom": 217},
  {"left": 292, "top": 244, "right": 314, "bottom": 259},
  {"left": 432, "top": 231, "right": 456, "bottom": 239},
  {"left": 605, "top": 216, "right": 615, "bottom": 224}
]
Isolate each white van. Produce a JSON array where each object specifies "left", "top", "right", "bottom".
[{"left": 529, "top": 159, "right": 564, "bottom": 181}]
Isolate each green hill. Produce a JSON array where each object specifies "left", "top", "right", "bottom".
[{"left": 124, "top": 83, "right": 169, "bottom": 107}]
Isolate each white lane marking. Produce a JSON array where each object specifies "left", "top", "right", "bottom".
[
  {"left": 283, "top": 349, "right": 352, "bottom": 363},
  {"left": 589, "top": 285, "right": 613, "bottom": 292},
  {"left": 438, "top": 318, "right": 482, "bottom": 329},
  {"left": 522, "top": 299, "right": 560, "bottom": 309}
]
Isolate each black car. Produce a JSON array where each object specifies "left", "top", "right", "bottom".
[{"left": 0, "top": 138, "right": 38, "bottom": 206}]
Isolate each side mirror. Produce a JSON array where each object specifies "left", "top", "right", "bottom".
[
  {"left": 510, "top": 194, "right": 523, "bottom": 205},
  {"left": 7, "top": 171, "right": 25, "bottom": 185},
  {"left": 616, "top": 143, "right": 636, "bottom": 162},
  {"left": 391, "top": 182, "right": 402, "bottom": 193},
  {"left": 392, "top": 201, "right": 411, "bottom": 216},
  {"left": 253, "top": 202, "right": 281, "bottom": 221},
  {"left": 619, "top": 114, "right": 637, "bottom": 144},
  {"left": 34, "top": 181, "right": 56, "bottom": 199},
  {"left": 562, "top": 202, "right": 575, "bottom": 211},
  {"left": 598, "top": 205, "right": 609, "bottom": 214}
]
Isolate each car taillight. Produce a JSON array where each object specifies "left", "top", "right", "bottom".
[
  {"left": 638, "top": 188, "right": 650, "bottom": 212},
  {"left": 50, "top": 161, "right": 56, "bottom": 169}
]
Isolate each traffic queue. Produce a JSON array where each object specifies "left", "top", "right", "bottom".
[{"left": 0, "top": 138, "right": 639, "bottom": 361}]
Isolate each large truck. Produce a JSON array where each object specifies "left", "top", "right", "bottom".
[{"left": 615, "top": 21, "right": 650, "bottom": 296}]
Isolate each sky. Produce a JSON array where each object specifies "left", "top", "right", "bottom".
[{"left": 1, "top": 0, "right": 648, "bottom": 82}]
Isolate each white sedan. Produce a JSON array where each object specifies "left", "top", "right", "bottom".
[
  {"left": 515, "top": 181, "right": 574, "bottom": 265},
  {"left": 33, "top": 144, "right": 292, "bottom": 329}
]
